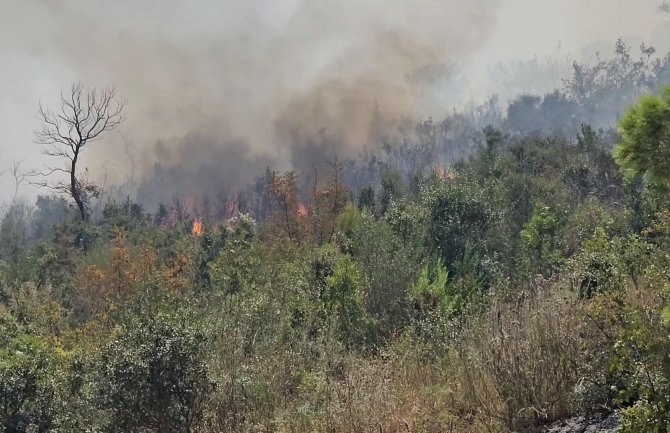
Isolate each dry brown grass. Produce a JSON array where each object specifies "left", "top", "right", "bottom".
[
  {"left": 196, "top": 287, "right": 596, "bottom": 433},
  {"left": 453, "top": 289, "right": 588, "bottom": 432}
]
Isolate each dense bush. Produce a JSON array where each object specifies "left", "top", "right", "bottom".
[{"left": 99, "top": 304, "right": 213, "bottom": 432}]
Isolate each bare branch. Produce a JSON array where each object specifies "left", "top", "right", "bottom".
[
  {"left": 42, "top": 167, "right": 71, "bottom": 176},
  {"left": 33, "top": 82, "right": 125, "bottom": 221},
  {"left": 7, "top": 160, "right": 29, "bottom": 205}
]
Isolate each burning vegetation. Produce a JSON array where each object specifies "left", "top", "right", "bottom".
[
  {"left": 191, "top": 218, "right": 203, "bottom": 236},
  {"left": 296, "top": 203, "right": 309, "bottom": 218}
]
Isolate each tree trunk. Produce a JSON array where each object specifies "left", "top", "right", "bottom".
[{"left": 71, "top": 153, "right": 86, "bottom": 221}]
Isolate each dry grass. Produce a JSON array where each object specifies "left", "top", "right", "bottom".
[
  {"left": 454, "top": 289, "right": 588, "bottom": 431},
  {"left": 194, "top": 286, "right": 597, "bottom": 433}
]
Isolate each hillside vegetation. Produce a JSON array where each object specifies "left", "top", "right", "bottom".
[{"left": 2, "top": 42, "right": 670, "bottom": 433}]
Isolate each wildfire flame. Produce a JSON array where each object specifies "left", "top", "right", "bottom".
[
  {"left": 433, "top": 165, "right": 456, "bottom": 181},
  {"left": 192, "top": 218, "right": 203, "bottom": 236},
  {"left": 297, "top": 203, "right": 309, "bottom": 218}
]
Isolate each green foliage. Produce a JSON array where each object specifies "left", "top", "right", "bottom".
[
  {"left": 621, "top": 399, "right": 670, "bottom": 433},
  {"left": 661, "top": 303, "right": 670, "bottom": 326},
  {"left": 423, "top": 181, "right": 500, "bottom": 277},
  {"left": 0, "top": 311, "right": 63, "bottom": 432},
  {"left": 356, "top": 185, "right": 375, "bottom": 211},
  {"left": 0, "top": 200, "right": 33, "bottom": 261},
  {"left": 385, "top": 197, "right": 428, "bottom": 249},
  {"left": 32, "top": 195, "right": 71, "bottom": 241},
  {"left": 571, "top": 228, "right": 626, "bottom": 298},
  {"left": 615, "top": 87, "right": 670, "bottom": 186},
  {"left": 100, "top": 198, "right": 151, "bottom": 233},
  {"left": 562, "top": 196, "right": 624, "bottom": 257},
  {"left": 323, "top": 255, "right": 370, "bottom": 348},
  {"left": 411, "top": 259, "right": 450, "bottom": 313},
  {"left": 208, "top": 219, "right": 261, "bottom": 295},
  {"left": 590, "top": 288, "right": 670, "bottom": 433},
  {"left": 99, "top": 304, "right": 213, "bottom": 432},
  {"left": 349, "top": 211, "right": 419, "bottom": 337},
  {"left": 378, "top": 168, "right": 405, "bottom": 215},
  {"left": 197, "top": 214, "right": 257, "bottom": 291},
  {"left": 520, "top": 203, "right": 566, "bottom": 275}
]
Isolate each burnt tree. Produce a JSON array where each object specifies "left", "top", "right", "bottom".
[{"left": 34, "top": 82, "right": 124, "bottom": 221}]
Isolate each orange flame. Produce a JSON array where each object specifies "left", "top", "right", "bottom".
[
  {"left": 192, "top": 218, "right": 203, "bottom": 236},
  {"left": 433, "top": 165, "right": 456, "bottom": 181},
  {"left": 297, "top": 203, "right": 309, "bottom": 218}
]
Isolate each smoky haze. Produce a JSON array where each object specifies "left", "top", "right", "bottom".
[{"left": 0, "top": 0, "right": 667, "bottom": 204}]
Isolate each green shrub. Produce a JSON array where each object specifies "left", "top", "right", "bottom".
[
  {"left": 99, "top": 306, "right": 213, "bottom": 432},
  {"left": 0, "top": 311, "right": 64, "bottom": 432}
]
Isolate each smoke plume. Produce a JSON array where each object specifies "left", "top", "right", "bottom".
[
  {"left": 0, "top": 0, "right": 500, "bottom": 194},
  {"left": 0, "top": 0, "right": 667, "bottom": 203}
]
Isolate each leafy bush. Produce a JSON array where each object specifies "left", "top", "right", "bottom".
[
  {"left": 99, "top": 305, "right": 213, "bottom": 432},
  {"left": 0, "top": 311, "right": 64, "bottom": 432}
]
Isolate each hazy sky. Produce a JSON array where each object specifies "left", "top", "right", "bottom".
[{"left": 0, "top": 0, "right": 668, "bottom": 203}]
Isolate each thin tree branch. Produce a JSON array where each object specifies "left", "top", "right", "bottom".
[{"left": 33, "top": 82, "right": 125, "bottom": 221}]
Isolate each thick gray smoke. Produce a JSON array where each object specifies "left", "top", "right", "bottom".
[
  {"left": 0, "top": 0, "right": 667, "bottom": 203},
  {"left": 0, "top": 0, "right": 499, "bottom": 194}
]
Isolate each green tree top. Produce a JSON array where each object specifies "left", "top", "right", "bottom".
[{"left": 614, "top": 86, "right": 670, "bottom": 186}]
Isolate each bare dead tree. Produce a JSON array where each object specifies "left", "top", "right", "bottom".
[
  {"left": 116, "top": 130, "right": 138, "bottom": 190},
  {"left": 9, "top": 160, "right": 27, "bottom": 206},
  {"left": 33, "top": 82, "right": 125, "bottom": 221}
]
